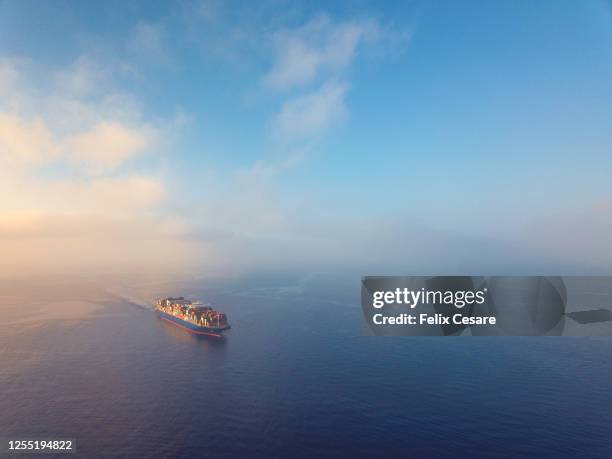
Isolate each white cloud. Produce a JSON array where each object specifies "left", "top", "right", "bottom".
[
  {"left": 263, "top": 13, "right": 398, "bottom": 143},
  {"left": 0, "top": 56, "right": 160, "bottom": 175},
  {"left": 271, "top": 80, "right": 349, "bottom": 139},
  {"left": 54, "top": 56, "right": 111, "bottom": 97},
  {"left": 127, "top": 22, "right": 172, "bottom": 66},
  {"left": 0, "top": 113, "right": 154, "bottom": 174},
  {"left": 65, "top": 121, "right": 152, "bottom": 173},
  {"left": 0, "top": 10, "right": 418, "bottom": 278},
  {"left": 194, "top": 0, "right": 221, "bottom": 22},
  {"left": 0, "top": 175, "right": 165, "bottom": 216},
  {"left": 0, "top": 60, "right": 18, "bottom": 95},
  {"left": 0, "top": 113, "right": 62, "bottom": 166},
  {"left": 264, "top": 14, "right": 379, "bottom": 90},
  {"left": 0, "top": 55, "right": 193, "bottom": 276},
  {"left": 0, "top": 59, "right": 164, "bottom": 215}
]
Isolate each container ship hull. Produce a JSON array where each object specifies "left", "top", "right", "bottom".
[
  {"left": 155, "top": 297, "right": 230, "bottom": 337},
  {"left": 156, "top": 308, "right": 230, "bottom": 337}
]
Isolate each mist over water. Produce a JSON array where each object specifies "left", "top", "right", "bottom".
[{"left": 1, "top": 276, "right": 611, "bottom": 458}]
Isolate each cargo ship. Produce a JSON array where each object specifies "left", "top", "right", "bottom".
[{"left": 155, "top": 297, "right": 230, "bottom": 337}]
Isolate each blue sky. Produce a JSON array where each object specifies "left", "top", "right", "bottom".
[{"left": 0, "top": 0, "right": 610, "bottom": 276}]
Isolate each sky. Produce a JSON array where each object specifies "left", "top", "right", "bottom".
[{"left": 0, "top": 0, "right": 611, "bottom": 278}]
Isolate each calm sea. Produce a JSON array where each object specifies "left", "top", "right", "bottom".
[{"left": 1, "top": 276, "right": 611, "bottom": 458}]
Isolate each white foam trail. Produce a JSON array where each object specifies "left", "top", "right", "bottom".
[{"left": 106, "top": 287, "right": 154, "bottom": 310}]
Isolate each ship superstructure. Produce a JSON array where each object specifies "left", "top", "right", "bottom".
[{"left": 155, "top": 297, "right": 230, "bottom": 337}]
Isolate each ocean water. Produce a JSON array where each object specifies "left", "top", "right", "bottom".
[{"left": 1, "top": 276, "right": 611, "bottom": 458}]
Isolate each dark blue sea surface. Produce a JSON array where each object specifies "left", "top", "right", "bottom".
[{"left": 1, "top": 276, "right": 611, "bottom": 458}]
